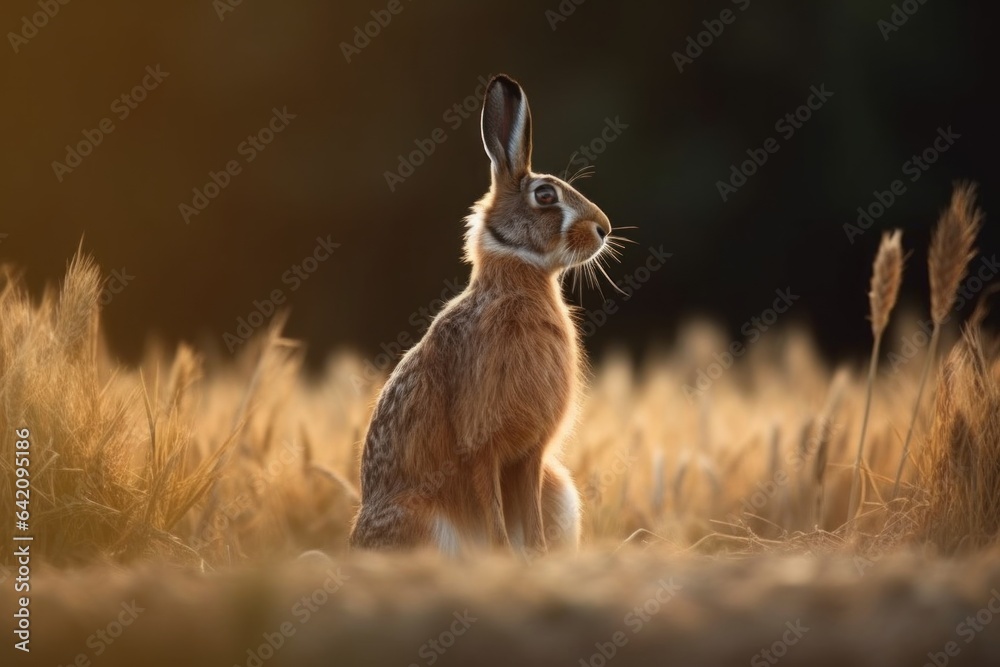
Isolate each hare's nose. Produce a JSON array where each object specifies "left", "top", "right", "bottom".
[{"left": 594, "top": 224, "right": 608, "bottom": 241}]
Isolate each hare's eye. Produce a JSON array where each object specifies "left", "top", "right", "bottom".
[{"left": 534, "top": 184, "right": 558, "bottom": 206}]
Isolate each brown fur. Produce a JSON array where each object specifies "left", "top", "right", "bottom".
[{"left": 350, "top": 75, "right": 610, "bottom": 555}]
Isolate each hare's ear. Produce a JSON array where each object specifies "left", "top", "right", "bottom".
[{"left": 481, "top": 74, "right": 532, "bottom": 184}]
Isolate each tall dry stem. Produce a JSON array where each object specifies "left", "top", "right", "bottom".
[
  {"left": 849, "top": 230, "right": 903, "bottom": 522},
  {"left": 894, "top": 183, "right": 983, "bottom": 496}
]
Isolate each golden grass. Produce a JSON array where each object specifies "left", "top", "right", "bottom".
[
  {"left": 897, "top": 183, "right": 986, "bottom": 495},
  {"left": 14, "top": 549, "right": 1000, "bottom": 667},
  {"left": 848, "top": 229, "right": 904, "bottom": 520},
  {"left": 919, "top": 326, "right": 1000, "bottom": 551},
  {"left": 3, "top": 185, "right": 1000, "bottom": 666},
  {"left": 1, "top": 188, "right": 997, "bottom": 569}
]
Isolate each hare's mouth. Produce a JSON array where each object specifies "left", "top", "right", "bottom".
[
  {"left": 564, "top": 229, "right": 633, "bottom": 301},
  {"left": 576, "top": 242, "right": 607, "bottom": 266},
  {"left": 564, "top": 221, "right": 608, "bottom": 264}
]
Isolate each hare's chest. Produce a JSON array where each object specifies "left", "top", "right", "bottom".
[
  {"left": 447, "top": 293, "right": 580, "bottom": 454},
  {"left": 494, "top": 319, "right": 578, "bottom": 446}
]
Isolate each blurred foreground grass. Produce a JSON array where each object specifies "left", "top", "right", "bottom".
[{"left": 2, "top": 241, "right": 1000, "bottom": 665}]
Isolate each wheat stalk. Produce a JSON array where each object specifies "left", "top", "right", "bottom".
[
  {"left": 894, "top": 183, "right": 983, "bottom": 497},
  {"left": 848, "top": 229, "right": 903, "bottom": 522}
]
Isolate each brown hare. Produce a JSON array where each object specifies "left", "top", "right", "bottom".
[{"left": 350, "top": 74, "right": 614, "bottom": 557}]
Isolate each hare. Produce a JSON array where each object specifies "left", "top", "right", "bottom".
[{"left": 350, "top": 74, "right": 613, "bottom": 556}]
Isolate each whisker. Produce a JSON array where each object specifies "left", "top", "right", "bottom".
[
  {"left": 569, "top": 265, "right": 579, "bottom": 293},
  {"left": 600, "top": 241, "right": 622, "bottom": 258},
  {"left": 588, "top": 263, "right": 606, "bottom": 301},
  {"left": 609, "top": 235, "right": 639, "bottom": 246},
  {"left": 567, "top": 164, "right": 596, "bottom": 185},
  {"left": 573, "top": 266, "right": 586, "bottom": 306},
  {"left": 597, "top": 253, "right": 617, "bottom": 272},
  {"left": 560, "top": 152, "right": 580, "bottom": 181},
  {"left": 594, "top": 259, "right": 627, "bottom": 296}
]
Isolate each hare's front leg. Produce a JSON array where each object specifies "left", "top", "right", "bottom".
[
  {"left": 473, "top": 458, "right": 511, "bottom": 549},
  {"left": 503, "top": 447, "right": 547, "bottom": 556}
]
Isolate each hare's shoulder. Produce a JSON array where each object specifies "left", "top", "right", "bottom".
[{"left": 419, "top": 287, "right": 575, "bottom": 375}]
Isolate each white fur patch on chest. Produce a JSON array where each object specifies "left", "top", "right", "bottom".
[{"left": 431, "top": 513, "right": 462, "bottom": 557}]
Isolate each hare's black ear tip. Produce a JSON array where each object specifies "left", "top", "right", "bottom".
[{"left": 489, "top": 73, "right": 522, "bottom": 94}]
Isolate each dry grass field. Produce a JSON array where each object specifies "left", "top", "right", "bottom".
[{"left": 3, "top": 185, "right": 1000, "bottom": 666}]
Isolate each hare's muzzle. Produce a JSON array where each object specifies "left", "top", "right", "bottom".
[
  {"left": 593, "top": 220, "right": 610, "bottom": 242},
  {"left": 562, "top": 215, "right": 610, "bottom": 267}
]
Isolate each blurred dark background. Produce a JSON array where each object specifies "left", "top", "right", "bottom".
[{"left": 1, "top": 0, "right": 996, "bottom": 368}]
